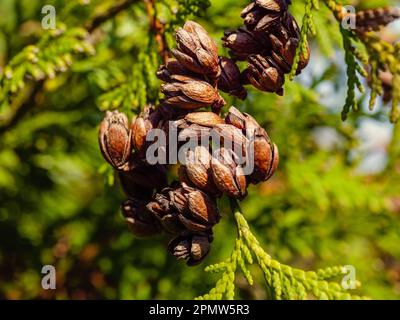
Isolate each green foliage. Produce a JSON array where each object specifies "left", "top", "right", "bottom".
[
  {"left": 360, "top": 33, "right": 400, "bottom": 122},
  {"left": 97, "top": 49, "right": 160, "bottom": 112},
  {"left": 324, "top": 0, "right": 400, "bottom": 122},
  {"left": 198, "top": 201, "right": 367, "bottom": 300},
  {"left": 339, "top": 27, "right": 366, "bottom": 120},
  {"left": 292, "top": 0, "right": 400, "bottom": 122},
  {"left": 0, "top": 24, "right": 94, "bottom": 112}
]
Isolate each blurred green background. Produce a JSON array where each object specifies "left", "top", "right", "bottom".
[{"left": 0, "top": 0, "right": 399, "bottom": 299}]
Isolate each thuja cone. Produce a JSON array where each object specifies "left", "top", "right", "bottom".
[
  {"left": 151, "top": 183, "right": 220, "bottom": 233},
  {"left": 168, "top": 231, "right": 213, "bottom": 266},
  {"left": 172, "top": 21, "right": 221, "bottom": 84},
  {"left": 241, "top": 0, "right": 291, "bottom": 32},
  {"left": 218, "top": 57, "right": 248, "bottom": 100},
  {"left": 223, "top": 0, "right": 310, "bottom": 95},
  {"left": 99, "top": 111, "right": 132, "bottom": 171},
  {"left": 225, "top": 107, "right": 279, "bottom": 184},
  {"left": 379, "top": 70, "right": 394, "bottom": 104},
  {"left": 355, "top": 7, "right": 400, "bottom": 32},
  {"left": 158, "top": 20, "right": 228, "bottom": 113}
]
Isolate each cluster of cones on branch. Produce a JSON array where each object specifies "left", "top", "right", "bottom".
[
  {"left": 98, "top": 0, "right": 305, "bottom": 266},
  {"left": 223, "top": 0, "right": 310, "bottom": 96},
  {"left": 99, "top": 105, "right": 279, "bottom": 265},
  {"left": 97, "top": 1, "right": 400, "bottom": 265}
]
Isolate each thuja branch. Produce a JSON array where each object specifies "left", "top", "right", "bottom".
[
  {"left": 85, "top": 0, "right": 137, "bottom": 32},
  {"left": 0, "top": 0, "right": 139, "bottom": 133},
  {"left": 289, "top": 0, "right": 318, "bottom": 80},
  {"left": 144, "top": 0, "right": 169, "bottom": 64},
  {"left": 197, "top": 199, "right": 367, "bottom": 300}
]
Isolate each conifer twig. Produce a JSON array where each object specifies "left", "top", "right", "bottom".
[
  {"left": 85, "top": 0, "right": 138, "bottom": 32},
  {"left": 197, "top": 198, "right": 367, "bottom": 300},
  {"left": 0, "top": 0, "right": 140, "bottom": 133}
]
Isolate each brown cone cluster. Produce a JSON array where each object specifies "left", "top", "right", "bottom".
[
  {"left": 98, "top": 7, "right": 306, "bottom": 265},
  {"left": 176, "top": 107, "right": 279, "bottom": 199},
  {"left": 223, "top": 0, "right": 310, "bottom": 95}
]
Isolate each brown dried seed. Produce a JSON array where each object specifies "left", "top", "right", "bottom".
[
  {"left": 184, "top": 21, "right": 219, "bottom": 61},
  {"left": 157, "top": 58, "right": 198, "bottom": 81},
  {"left": 176, "top": 28, "right": 200, "bottom": 53},
  {"left": 190, "top": 235, "right": 211, "bottom": 261},
  {"left": 171, "top": 49, "right": 205, "bottom": 75},
  {"left": 131, "top": 105, "right": 163, "bottom": 154},
  {"left": 225, "top": 106, "right": 262, "bottom": 135},
  {"left": 254, "top": 11, "right": 282, "bottom": 31},
  {"left": 225, "top": 106, "right": 247, "bottom": 130}
]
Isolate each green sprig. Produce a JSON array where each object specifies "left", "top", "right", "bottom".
[
  {"left": 289, "top": 0, "right": 318, "bottom": 80},
  {"left": 340, "top": 27, "right": 364, "bottom": 121}
]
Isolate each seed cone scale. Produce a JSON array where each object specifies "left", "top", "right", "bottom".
[
  {"left": 168, "top": 232, "right": 213, "bottom": 266},
  {"left": 145, "top": 183, "right": 221, "bottom": 236},
  {"left": 161, "top": 75, "right": 225, "bottom": 111},
  {"left": 131, "top": 105, "right": 166, "bottom": 155},
  {"left": 222, "top": 27, "right": 268, "bottom": 61}
]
